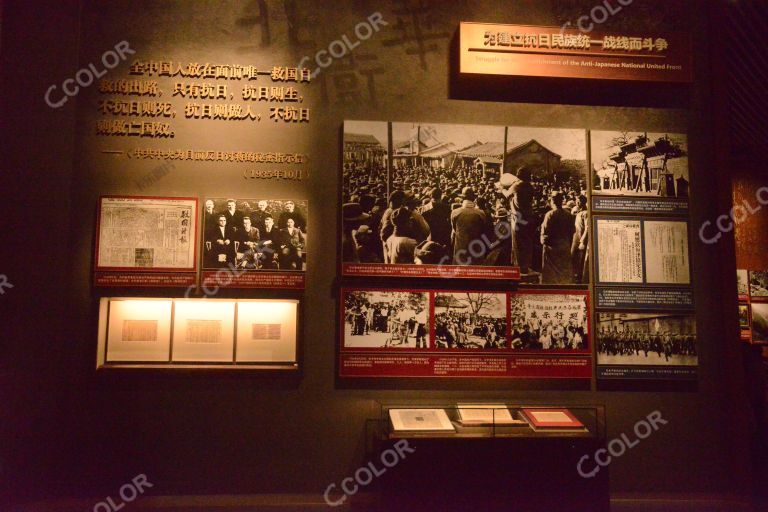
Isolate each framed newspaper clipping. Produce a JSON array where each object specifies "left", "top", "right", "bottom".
[{"left": 94, "top": 196, "right": 198, "bottom": 287}]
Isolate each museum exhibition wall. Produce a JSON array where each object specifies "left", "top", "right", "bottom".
[{"left": 0, "top": 0, "right": 754, "bottom": 505}]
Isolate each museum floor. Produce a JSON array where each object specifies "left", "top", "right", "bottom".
[{"left": 8, "top": 492, "right": 763, "bottom": 511}]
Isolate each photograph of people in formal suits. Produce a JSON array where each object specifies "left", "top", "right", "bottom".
[{"left": 202, "top": 198, "right": 307, "bottom": 271}]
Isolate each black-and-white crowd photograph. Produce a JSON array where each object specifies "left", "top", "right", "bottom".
[
  {"left": 434, "top": 292, "right": 507, "bottom": 349},
  {"left": 342, "top": 120, "right": 590, "bottom": 284},
  {"left": 509, "top": 293, "right": 589, "bottom": 351},
  {"left": 343, "top": 291, "right": 429, "bottom": 348},
  {"left": 597, "top": 313, "right": 697, "bottom": 366},
  {"left": 202, "top": 198, "right": 307, "bottom": 271},
  {"left": 749, "top": 270, "right": 768, "bottom": 297},
  {"left": 591, "top": 131, "right": 689, "bottom": 199},
  {"left": 504, "top": 126, "right": 589, "bottom": 284},
  {"left": 342, "top": 121, "right": 389, "bottom": 264}
]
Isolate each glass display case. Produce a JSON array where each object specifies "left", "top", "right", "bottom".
[{"left": 368, "top": 401, "right": 605, "bottom": 440}]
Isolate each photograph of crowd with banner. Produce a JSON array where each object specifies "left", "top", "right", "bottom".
[
  {"left": 509, "top": 292, "right": 590, "bottom": 352},
  {"left": 341, "top": 120, "right": 589, "bottom": 284},
  {"left": 339, "top": 288, "right": 592, "bottom": 379}
]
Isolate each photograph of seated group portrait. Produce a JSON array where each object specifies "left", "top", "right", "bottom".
[
  {"left": 341, "top": 120, "right": 590, "bottom": 284},
  {"left": 202, "top": 198, "right": 307, "bottom": 272}
]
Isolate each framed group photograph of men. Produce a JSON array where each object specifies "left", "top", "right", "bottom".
[{"left": 201, "top": 198, "right": 308, "bottom": 289}]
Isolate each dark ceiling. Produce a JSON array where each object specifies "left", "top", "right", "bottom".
[{"left": 726, "top": 1, "right": 768, "bottom": 157}]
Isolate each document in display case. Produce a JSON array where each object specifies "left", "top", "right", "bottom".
[
  {"left": 235, "top": 300, "right": 298, "bottom": 363},
  {"left": 389, "top": 409, "right": 455, "bottom": 433},
  {"left": 374, "top": 403, "right": 602, "bottom": 440},
  {"left": 521, "top": 408, "right": 586, "bottom": 431},
  {"left": 456, "top": 404, "right": 524, "bottom": 426}
]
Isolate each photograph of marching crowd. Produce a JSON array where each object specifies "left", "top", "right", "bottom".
[
  {"left": 342, "top": 121, "right": 590, "bottom": 284},
  {"left": 508, "top": 293, "right": 589, "bottom": 351},
  {"left": 597, "top": 313, "right": 698, "bottom": 366},
  {"left": 591, "top": 131, "right": 689, "bottom": 199},
  {"left": 342, "top": 291, "right": 429, "bottom": 349},
  {"left": 202, "top": 198, "right": 307, "bottom": 271},
  {"left": 434, "top": 292, "right": 507, "bottom": 349}
]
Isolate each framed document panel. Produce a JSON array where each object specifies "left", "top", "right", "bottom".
[
  {"left": 171, "top": 300, "right": 235, "bottom": 362},
  {"left": 593, "top": 216, "right": 694, "bottom": 310},
  {"left": 102, "top": 298, "right": 172, "bottom": 362},
  {"left": 97, "top": 298, "right": 300, "bottom": 370},
  {"left": 236, "top": 300, "right": 298, "bottom": 363},
  {"left": 94, "top": 196, "right": 198, "bottom": 287}
]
